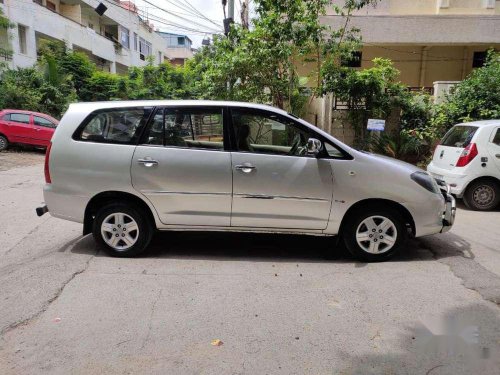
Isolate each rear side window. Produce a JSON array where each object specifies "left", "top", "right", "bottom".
[
  {"left": 10, "top": 113, "right": 30, "bottom": 124},
  {"left": 142, "top": 107, "right": 224, "bottom": 150},
  {"left": 492, "top": 129, "right": 500, "bottom": 146},
  {"left": 75, "top": 108, "right": 152, "bottom": 144},
  {"left": 441, "top": 125, "right": 478, "bottom": 148}
]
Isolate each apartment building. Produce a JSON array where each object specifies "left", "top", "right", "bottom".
[
  {"left": 308, "top": 0, "right": 500, "bottom": 91},
  {"left": 157, "top": 31, "right": 194, "bottom": 66},
  {"left": 302, "top": 0, "right": 500, "bottom": 143},
  {"left": 0, "top": 0, "right": 169, "bottom": 74}
]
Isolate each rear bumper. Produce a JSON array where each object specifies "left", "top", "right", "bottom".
[{"left": 427, "top": 163, "right": 468, "bottom": 197}]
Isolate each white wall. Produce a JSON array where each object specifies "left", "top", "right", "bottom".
[{"left": 2, "top": 0, "right": 169, "bottom": 71}]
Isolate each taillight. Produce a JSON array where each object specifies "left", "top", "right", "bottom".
[
  {"left": 44, "top": 142, "right": 52, "bottom": 183},
  {"left": 456, "top": 143, "right": 478, "bottom": 167}
]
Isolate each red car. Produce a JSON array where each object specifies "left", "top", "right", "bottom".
[{"left": 0, "top": 109, "right": 59, "bottom": 151}]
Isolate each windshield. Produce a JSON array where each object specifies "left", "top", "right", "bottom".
[{"left": 441, "top": 125, "right": 478, "bottom": 148}]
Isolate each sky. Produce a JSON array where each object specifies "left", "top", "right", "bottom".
[{"left": 133, "top": 0, "right": 241, "bottom": 48}]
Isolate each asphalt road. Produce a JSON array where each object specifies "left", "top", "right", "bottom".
[{"left": 1, "top": 152, "right": 499, "bottom": 375}]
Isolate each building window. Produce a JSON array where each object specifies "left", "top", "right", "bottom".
[
  {"left": 472, "top": 51, "right": 487, "bottom": 68},
  {"left": 158, "top": 51, "right": 162, "bottom": 63},
  {"left": 341, "top": 51, "right": 362, "bottom": 68},
  {"left": 46, "top": 1, "right": 56, "bottom": 11},
  {"left": 120, "top": 26, "right": 130, "bottom": 49},
  {"left": 177, "top": 37, "right": 185, "bottom": 46},
  {"left": 18, "top": 25, "right": 27, "bottom": 54},
  {"left": 133, "top": 33, "right": 138, "bottom": 51},
  {"left": 139, "top": 37, "right": 152, "bottom": 60}
]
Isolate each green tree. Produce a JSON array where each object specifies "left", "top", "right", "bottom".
[
  {"left": 191, "top": 0, "right": 378, "bottom": 113},
  {"left": 432, "top": 51, "right": 500, "bottom": 132}
]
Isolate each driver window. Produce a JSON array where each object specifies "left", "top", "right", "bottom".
[{"left": 232, "top": 110, "right": 311, "bottom": 156}]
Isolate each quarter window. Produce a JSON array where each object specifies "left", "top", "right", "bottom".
[
  {"left": 492, "top": 129, "right": 500, "bottom": 146},
  {"left": 34, "top": 116, "right": 56, "bottom": 128},
  {"left": 10, "top": 113, "right": 30, "bottom": 124},
  {"left": 143, "top": 108, "right": 224, "bottom": 150},
  {"left": 231, "top": 109, "right": 312, "bottom": 156},
  {"left": 76, "top": 108, "right": 152, "bottom": 144}
]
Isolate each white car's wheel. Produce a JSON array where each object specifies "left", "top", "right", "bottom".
[
  {"left": 343, "top": 206, "right": 407, "bottom": 262},
  {"left": 93, "top": 203, "right": 153, "bottom": 257},
  {"left": 463, "top": 180, "right": 500, "bottom": 211}
]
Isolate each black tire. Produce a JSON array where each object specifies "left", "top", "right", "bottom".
[
  {"left": 0, "top": 135, "right": 8, "bottom": 151},
  {"left": 463, "top": 179, "right": 500, "bottom": 211},
  {"left": 92, "top": 203, "right": 153, "bottom": 257},
  {"left": 342, "top": 206, "right": 407, "bottom": 262}
]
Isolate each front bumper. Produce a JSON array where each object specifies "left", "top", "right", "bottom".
[{"left": 437, "top": 179, "right": 456, "bottom": 233}]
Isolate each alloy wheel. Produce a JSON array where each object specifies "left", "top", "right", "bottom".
[
  {"left": 356, "top": 215, "right": 398, "bottom": 254},
  {"left": 101, "top": 212, "right": 140, "bottom": 251}
]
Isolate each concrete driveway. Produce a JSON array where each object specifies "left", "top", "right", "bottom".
[{"left": 0, "top": 151, "right": 499, "bottom": 375}]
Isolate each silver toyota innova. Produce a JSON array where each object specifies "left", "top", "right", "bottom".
[{"left": 37, "top": 100, "right": 455, "bottom": 261}]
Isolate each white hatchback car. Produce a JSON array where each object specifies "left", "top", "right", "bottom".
[
  {"left": 428, "top": 120, "right": 500, "bottom": 211},
  {"left": 37, "top": 101, "right": 455, "bottom": 261}
]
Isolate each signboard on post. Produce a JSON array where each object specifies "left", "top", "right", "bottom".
[{"left": 367, "top": 119, "right": 386, "bottom": 131}]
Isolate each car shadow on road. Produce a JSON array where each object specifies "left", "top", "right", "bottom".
[{"left": 65, "top": 230, "right": 469, "bottom": 265}]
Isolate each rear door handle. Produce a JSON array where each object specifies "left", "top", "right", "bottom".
[
  {"left": 235, "top": 164, "right": 256, "bottom": 173},
  {"left": 138, "top": 158, "right": 158, "bottom": 167}
]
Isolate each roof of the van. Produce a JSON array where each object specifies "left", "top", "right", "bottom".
[
  {"left": 460, "top": 120, "right": 500, "bottom": 127},
  {"left": 69, "top": 100, "right": 288, "bottom": 115}
]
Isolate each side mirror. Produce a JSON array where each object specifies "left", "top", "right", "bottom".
[{"left": 307, "top": 138, "right": 323, "bottom": 156}]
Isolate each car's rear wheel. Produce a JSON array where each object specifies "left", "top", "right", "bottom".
[
  {"left": 463, "top": 180, "right": 500, "bottom": 211},
  {"left": 0, "top": 135, "right": 8, "bottom": 151},
  {"left": 93, "top": 203, "right": 153, "bottom": 257},
  {"left": 342, "top": 207, "right": 407, "bottom": 262}
]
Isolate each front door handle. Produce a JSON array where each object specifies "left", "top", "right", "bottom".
[
  {"left": 235, "top": 164, "right": 256, "bottom": 173},
  {"left": 138, "top": 158, "right": 159, "bottom": 167},
  {"left": 496, "top": 154, "right": 500, "bottom": 159}
]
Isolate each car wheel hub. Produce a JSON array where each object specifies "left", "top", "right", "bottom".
[
  {"left": 101, "top": 212, "right": 139, "bottom": 251},
  {"left": 473, "top": 185, "right": 494, "bottom": 207},
  {"left": 356, "top": 215, "right": 397, "bottom": 254},
  {"left": 0, "top": 138, "right": 5, "bottom": 148}
]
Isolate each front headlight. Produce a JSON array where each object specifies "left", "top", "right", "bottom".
[{"left": 410, "top": 171, "right": 441, "bottom": 194}]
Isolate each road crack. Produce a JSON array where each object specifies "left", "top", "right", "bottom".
[
  {"left": 420, "top": 239, "right": 500, "bottom": 307},
  {"left": 0, "top": 251, "right": 97, "bottom": 337},
  {"left": 141, "top": 289, "right": 163, "bottom": 350}
]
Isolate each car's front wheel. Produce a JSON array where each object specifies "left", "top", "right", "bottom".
[
  {"left": 463, "top": 180, "right": 500, "bottom": 211},
  {"left": 93, "top": 203, "right": 153, "bottom": 257},
  {"left": 0, "top": 135, "right": 9, "bottom": 151},
  {"left": 342, "top": 207, "right": 407, "bottom": 262}
]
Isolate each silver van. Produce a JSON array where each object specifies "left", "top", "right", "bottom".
[{"left": 37, "top": 101, "right": 455, "bottom": 261}]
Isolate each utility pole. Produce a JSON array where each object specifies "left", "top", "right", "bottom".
[
  {"left": 241, "top": 0, "right": 249, "bottom": 30},
  {"left": 222, "top": 0, "right": 234, "bottom": 35},
  {"left": 228, "top": 0, "right": 234, "bottom": 20}
]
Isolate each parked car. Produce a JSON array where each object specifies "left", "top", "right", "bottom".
[
  {"left": 427, "top": 120, "right": 500, "bottom": 211},
  {"left": 0, "top": 109, "right": 58, "bottom": 151},
  {"left": 36, "top": 101, "right": 455, "bottom": 261}
]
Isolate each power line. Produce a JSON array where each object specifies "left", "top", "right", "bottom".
[
  {"left": 160, "top": 0, "right": 223, "bottom": 29},
  {"left": 139, "top": 0, "right": 223, "bottom": 33}
]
